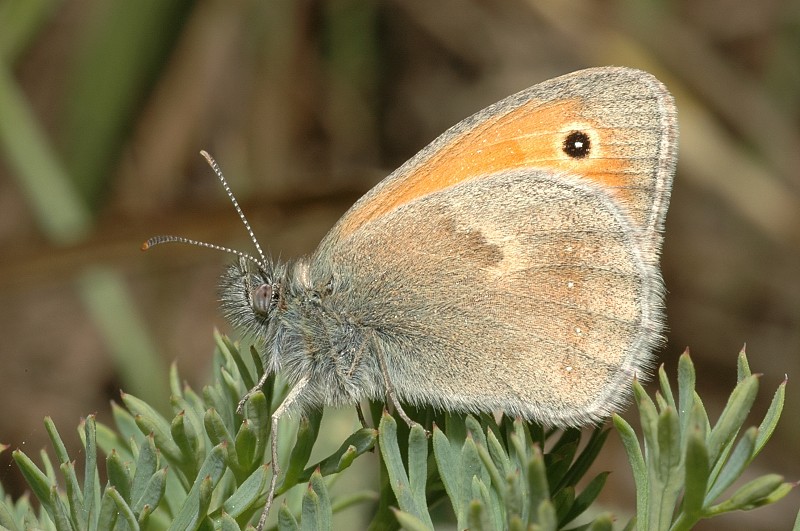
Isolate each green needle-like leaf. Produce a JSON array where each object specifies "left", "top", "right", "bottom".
[
  {"left": 677, "top": 351, "right": 696, "bottom": 436},
  {"left": 97, "top": 487, "right": 119, "bottom": 531},
  {"left": 433, "top": 423, "right": 464, "bottom": 527},
  {"left": 221, "top": 464, "right": 268, "bottom": 518},
  {"left": 124, "top": 393, "right": 183, "bottom": 466},
  {"left": 656, "top": 407, "right": 681, "bottom": 487},
  {"left": 710, "top": 474, "right": 786, "bottom": 514},
  {"left": 106, "top": 449, "right": 132, "bottom": 501},
  {"left": 130, "top": 434, "right": 159, "bottom": 506},
  {"left": 301, "top": 428, "right": 377, "bottom": 480},
  {"left": 133, "top": 467, "right": 167, "bottom": 516},
  {"left": 379, "top": 413, "right": 433, "bottom": 529},
  {"left": 44, "top": 418, "right": 70, "bottom": 466},
  {"left": 82, "top": 415, "right": 99, "bottom": 527},
  {"left": 280, "top": 410, "right": 322, "bottom": 493},
  {"left": 535, "top": 497, "right": 558, "bottom": 531},
  {"left": 309, "top": 470, "right": 332, "bottom": 530},
  {"left": 278, "top": 500, "right": 300, "bottom": 530},
  {"left": 705, "top": 426, "right": 757, "bottom": 505},
  {"left": 408, "top": 423, "right": 429, "bottom": 512},
  {"left": 59, "top": 461, "right": 83, "bottom": 531},
  {"left": 658, "top": 364, "right": 676, "bottom": 409},
  {"left": 707, "top": 375, "right": 759, "bottom": 467},
  {"left": 167, "top": 443, "right": 227, "bottom": 531},
  {"left": 755, "top": 378, "right": 786, "bottom": 456},
  {"left": 216, "top": 511, "right": 240, "bottom": 531},
  {"left": 527, "top": 446, "right": 550, "bottom": 526},
  {"left": 392, "top": 508, "right": 433, "bottom": 531},
  {"left": 634, "top": 379, "right": 659, "bottom": 464},
  {"left": 680, "top": 429, "right": 709, "bottom": 523},
  {"left": 2, "top": 334, "right": 792, "bottom": 531},
  {"left": 737, "top": 348, "right": 752, "bottom": 382},
  {"left": 107, "top": 487, "right": 139, "bottom": 530},
  {"left": 12, "top": 450, "right": 53, "bottom": 516},
  {"left": 613, "top": 414, "right": 647, "bottom": 522},
  {"left": 235, "top": 418, "right": 258, "bottom": 471},
  {"left": 241, "top": 390, "right": 270, "bottom": 463},
  {"left": 204, "top": 408, "right": 242, "bottom": 477},
  {"left": 171, "top": 410, "right": 202, "bottom": 478}
]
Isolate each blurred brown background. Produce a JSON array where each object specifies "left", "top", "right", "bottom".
[{"left": 1, "top": 0, "right": 798, "bottom": 529}]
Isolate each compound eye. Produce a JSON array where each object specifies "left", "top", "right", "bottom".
[{"left": 251, "top": 284, "right": 273, "bottom": 314}]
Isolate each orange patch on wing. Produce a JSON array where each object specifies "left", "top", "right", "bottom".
[{"left": 338, "top": 98, "right": 636, "bottom": 238}]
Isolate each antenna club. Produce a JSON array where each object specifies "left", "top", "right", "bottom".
[{"left": 142, "top": 235, "right": 171, "bottom": 250}]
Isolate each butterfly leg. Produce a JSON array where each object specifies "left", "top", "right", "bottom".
[
  {"left": 355, "top": 404, "right": 369, "bottom": 428},
  {"left": 255, "top": 375, "right": 311, "bottom": 531},
  {"left": 375, "top": 346, "right": 429, "bottom": 434},
  {"left": 236, "top": 365, "right": 272, "bottom": 415}
]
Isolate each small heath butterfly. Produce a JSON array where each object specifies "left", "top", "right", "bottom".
[{"left": 145, "top": 66, "right": 677, "bottom": 528}]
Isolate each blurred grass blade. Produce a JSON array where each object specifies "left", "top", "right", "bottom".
[
  {"left": 0, "top": 0, "right": 62, "bottom": 63},
  {"left": 0, "top": 65, "right": 90, "bottom": 242},
  {"left": 61, "top": 0, "right": 193, "bottom": 203},
  {"left": 79, "top": 268, "right": 170, "bottom": 412}
]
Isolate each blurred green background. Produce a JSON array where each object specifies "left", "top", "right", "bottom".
[{"left": 1, "top": 0, "right": 798, "bottom": 529}]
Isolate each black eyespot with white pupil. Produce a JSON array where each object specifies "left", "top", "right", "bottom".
[
  {"left": 251, "top": 283, "right": 274, "bottom": 314},
  {"left": 562, "top": 131, "right": 591, "bottom": 159}
]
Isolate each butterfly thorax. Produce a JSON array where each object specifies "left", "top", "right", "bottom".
[{"left": 220, "top": 255, "right": 384, "bottom": 410}]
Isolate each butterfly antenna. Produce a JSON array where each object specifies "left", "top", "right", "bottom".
[
  {"left": 199, "top": 150, "right": 269, "bottom": 267},
  {"left": 141, "top": 235, "right": 265, "bottom": 269},
  {"left": 141, "top": 151, "right": 269, "bottom": 270}
]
